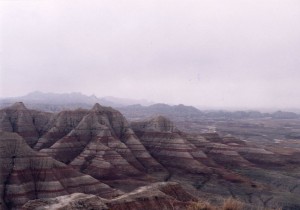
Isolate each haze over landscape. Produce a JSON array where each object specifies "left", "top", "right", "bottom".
[
  {"left": 1, "top": 1, "right": 300, "bottom": 210},
  {"left": 1, "top": 0, "right": 300, "bottom": 110}
]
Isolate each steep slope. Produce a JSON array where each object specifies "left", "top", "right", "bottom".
[
  {"left": 185, "top": 133, "right": 300, "bottom": 209},
  {"left": 2, "top": 103, "right": 300, "bottom": 209},
  {"left": 131, "top": 116, "right": 297, "bottom": 208},
  {"left": 0, "top": 102, "right": 51, "bottom": 147},
  {"left": 0, "top": 131, "right": 121, "bottom": 209},
  {"left": 39, "top": 104, "right": 166, "bottom": 181},
  {"left": 131, "top": 116, "right": 211, "bottom": 176},
  {"left": 131, "top": 117, "right": 253, "bottom": 184},
  {"left": 33, "top": 109, "right": 89, "bottom": 150}
]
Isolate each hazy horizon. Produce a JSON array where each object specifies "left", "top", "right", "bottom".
[
  {"left": 1, "top": 1, "right": 300, "bottom": 110},
  {"left": 2, "top": 90, "right": 300, "bottom": 113}
]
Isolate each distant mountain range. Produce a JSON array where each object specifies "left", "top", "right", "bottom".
[
  {"left": 202, "top": 110, "right": 299, "bottom": 119},
  {"left": 118, "top": 103, "right": 203, "bottom": 120},
  {"left": 119, "top": 104, "right": 300, "bottom": 120},
  {"left": 0, "top": 91, "right": 299, "bottom": 119},
  {"left": 0, "top": 91, "right": 153, "bottom": 112}
]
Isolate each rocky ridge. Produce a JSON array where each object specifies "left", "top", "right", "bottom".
[
  {"left": 0, "top": 131, "right": 121, "bottom": 209},
  {"left": 38, "top": 103, "right": 166, "bottom": 182},
  {"left": 1, "top": 102, "right": 300, "bottom": 209},
  {"left": 0, "top": 102, "right": 51, "bottom": 147}
]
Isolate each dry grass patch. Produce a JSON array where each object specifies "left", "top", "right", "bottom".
[
  {"left": 187, "top": 201, "right": 216, "bottom": 210},
  {"left": 187, "top": 197, "right": 244, "bottom": 210},
  {"left": 222, "top": 197, "right": 244, "bottom": 210}
]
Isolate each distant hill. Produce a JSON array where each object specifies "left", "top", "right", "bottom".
[
  {"left": 202, "top": 110, "right": 299, "bottom": 119},
  {"left": 102, "top": 96, "right": 153, "bottom": 106},
  {"left": 0, "top": 91, "right": 153, "bottom": 112},
  {"left": 1, "top": 92, "right": 298, "bottom": 119},
  {"left": 118, "top": 103, "right": 203, "bottom": 120},
  {"left": 119, "top": 104, "right": 299, "bottom": 121}
]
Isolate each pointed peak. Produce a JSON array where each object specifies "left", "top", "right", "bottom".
[
  {"left": 91, "top": 103, "right": 104, "bottom": 111},
  {"left": 10, "top": 102, "right": 27, "bottom": 110}
]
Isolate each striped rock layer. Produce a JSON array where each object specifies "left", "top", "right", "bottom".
[
  {"left": 39, "top": 103, "right": 166, "bottom": 180},
  {"left": 0, "top": 102, "right": 51, "bottom": 147},
  {"left": 131, "top": 116, "right": 211, "bottom": 175},
  {"left": 2, "top": 102, "right": 300, "bottom": 209},
  {"left": 0, "top": 103, "right": 166, "bottom": 181},
  {"left": 0, "top": 132, "right": 121, "bottom": 209}
]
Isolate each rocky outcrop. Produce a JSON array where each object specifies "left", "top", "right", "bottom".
[
  {"left": 2, "top": 103, "right": 300, "bottom": 209},
  {"left": 0, "top": 103, "right": 166, "bottom": 184},
  {"left": 0, "top": 131, "right": 121, "bottom": 209},
  {"left": 0, "top": 102, "right": 51, "bottom": 147},
  {"left": 39, "top": 104, "right": 166, "bottom": 180},
  {"left": 23, "top": 182, "right": 197, "bottom": 210},
  {"left": 132, "top": 116, "right": 211, "bottom": 175},
  {"left": 133, "top": 118, "right": 251, "bottom": 187},
  {"left": 33, "top": 109, "right": 89, "bottom": 150}
]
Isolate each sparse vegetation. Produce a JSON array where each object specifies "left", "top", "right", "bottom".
[
  {"left": 187, "top": 197, "right": 244, "bottom": 210},
  {"left": 187, "top": 201, "right": 216, "bottom": 210},
  {"left": 222, "top": 197, "right": 244, "bottom": 210}
]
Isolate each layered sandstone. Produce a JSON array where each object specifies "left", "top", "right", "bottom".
[
  {"left": 34, "top": 109, "right": 89, "bottom": 150},
  {"left": 132, "top": 116, "right": 211, "bottom": 175},
  {"left": 0, "top": 131, "right": 121, "bottom": 209},
  {"left": 0, "top": 102, "right": 51, "bottom": 147},
  {"left": 39, "top": 104, "right": 166, "bottom": 180},
  {"left": 2, "top": 103, "right": 300, "bottom": 209}
]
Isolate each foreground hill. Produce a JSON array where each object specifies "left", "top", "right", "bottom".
[
  {"left": 1, "top": 102, "right": 300, "bottom": 209},
  {"left": 0, "top": 102, "right": 51, "bottom": 147},
  {"left": 39, "top": 103, "right": 166, "bottom": 184},
  {"left": 0, "top": 132, "right": 121, "bottom": 209}
]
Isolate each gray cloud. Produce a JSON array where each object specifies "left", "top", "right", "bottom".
[{"left": 1, "top": 0, "right": 300, "bottom": 110}]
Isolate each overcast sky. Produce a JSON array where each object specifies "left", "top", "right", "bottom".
[{"left": 0, "top": 0, "right": 300, "bottom": 110}]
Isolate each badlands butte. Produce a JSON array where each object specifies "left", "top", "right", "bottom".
[{"left": 0, "top": 102, "right": 300, "bottom": 210}]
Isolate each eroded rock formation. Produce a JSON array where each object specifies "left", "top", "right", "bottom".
[
  {"left": 39, "top": 103, "right": 166, "bottom": 181},
  {"left": 0, "top": 102, "right": 50, "bottom": 147},
  {"left": 1, "top": 103, "right": 300, "bottom": 209},
  {"left": 0, "top": 131, "right": 121, "bottom": 209},
  {"left": 132, "top": 116, "right": 211, "bottom": 175}
]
